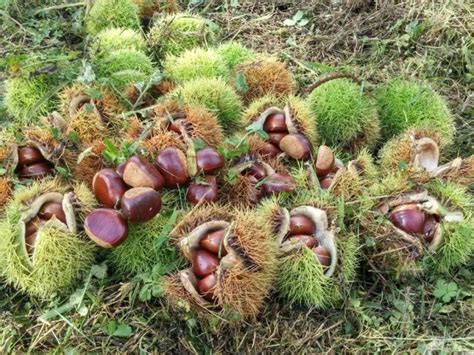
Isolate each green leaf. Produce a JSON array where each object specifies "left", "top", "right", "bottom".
[
  {"left": 292, "top": 10, "right": 304, "bottom": 23},
  {"left": 193, "top": 138, "right": 206, "bottom": 151},
  {"left": 235, "top": 73, "right": 249, "bottom": 93},
  {"left": 50, "top": 127, "right": 61, "bottom": 140},
  {"left": 85, "top": 87, "right": 102, "bottom": 99},
  {"left": 113, "top": 324, "right": 133, "bottom": 338},
  {"left": 297, "top": 18, "right": 309, "bottom": 27},
  {"left": 68, "top": 130, "right": 80, "bottom": 144},
  {"left": 91, "top": 264, "right": 107, "bottom": 279},
  {"left": 283, "top": 19, "right": 295, "bottom": 26},
  {"left": 0, "top": 167, "right": 6, "bottom": 176}
]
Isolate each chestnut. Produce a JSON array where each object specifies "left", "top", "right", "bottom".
[
  {"left": 168, "top": 119, "right": 186, "bottom": 135},
  {"left": 25, "top": 218, "right": 41, "bottom": 238},
  {"left": 289, "top": 215, "right": 316, "bottom": 236},
  {"left": 187, "top": 176, "right": 218, "bottom": 205},
  {"left": 389, "top": 204, "right": 425, "bottom": 235},
  {"left": 116, "top": 161, "right": 127, "bottom": 178},
  {"left": 200, "top": 229, "right": 227, "bottom": 256},
  {"left": 121, "top": 187, "right": 162, "bottom": 223},
  {"left": 84, "top": 208, "right": 129, "bottom": 248},
  {"left": 319, "top": 177, "right": 333, "bottom": 190},
  {"left": 423, "top": 214, "right": 438, "bottom": 243},
  {"left": 315, "top": 145, "right": 335, "bottom": 178},
  {"left": 313, "top": 245, "right": 331, "bottom": 267},
  {"left": 242, "top": 163, "right": 267, "bottom": 181},
  {"left": 155, "top": 147, "right": 189, "bottom": 187},
  {"left": 38, "top": 201, "right": 67, "bottom": 224},
  {"left": 263, "top": 113, "right": 288, "bottom": 133},
  {"left": 18, "top": 162, "right": 53, "bottom": 180},
  {"left": 192, "top": 248, "right": 220, "bottom": 278},
  {"left": 93, "top": 168, "right": 128, "bottom": 209},
  {"left": 197, "top": 272, "right": 217, "bottom": 302},
  {"left": 261, "top": 173, "right": 295, "bottom": 196},
  {"left": 123, "top": 156, "right": 165, "bottom": 190},
  {"left": 17, "top": 146, "right": 45, "bottom": 168},
  {"left": 196, "top": 148, "right": 225, "bottom": 174},
  {"left": 268, "top": 132, "right": 287, "bottom": 146},
  {"left": 260, "top": 142, "right": 281, "bottom": 158},
  {"left": 279, "top": 134, "right": 311, "bottom": 160},
  {"left": 25, "top": 230, "right": 38, "bottom": 256},
  {"left": 288, "top": 235, "right": 317, "bottom": 248}
]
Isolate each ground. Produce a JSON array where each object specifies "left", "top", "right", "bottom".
[{"left": 0, "top": 0, "right": 473, "bottom": 353}]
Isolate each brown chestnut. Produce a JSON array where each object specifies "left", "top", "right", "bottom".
[
  {"left": 315, "top": 145, "right": 335, "bottom": 178},
  {"left": 263, "top": 113, "right": 288, "bottom": 133},
  {"left": 242, "top": 163, "right": 267, "bottom": 181},
  {"left": 25, "top": 220, "right": 40, "bottom": 256},
  {"left": 389, "top": 204, "right": 425, "bottom": 235},
  {"left": 25, "top": 217, "right": 41, "bottom": 239},
  {"left": 17, "top": 146, "right": 45, "bottom": 168},
  {"left": 84, "top": 208, "right": 129, "bottom": 248},
  {"left": 288, "top": 235, "right": 317, "bottom": 248},
  {"left": 196, "top": 148, "right": 225, "bottom": 174},
  {"left": 261, "top": 173, "right": 295, "bottom": 196},
  {"left": 93, "top": 168, "right": 128, "bottom": 209},
  {"left": 423, "top": 214, "right": 438, "bottom": 243},
  {"left": 260, "top": 142, "right": 281, "bottom": 158},
  {"left": 155, "top": 147, "right": 189, "bottom": 187},
  {"left": 38, "top": 201, "right": 67, "bottom": 224},
  {"left": 168, "top": 119, "right": 186, "bottom": 135},
  {"left": 192, "top": 248, "right": 220, "bottom": 278},
  {"left": 121, "top": 187, "right": 162, "bottom": 223},
  {"left": 18, "top": 162, "right": 53, "bottom": 180},
  {"left": 123, "top": 156, "right": 165, "bottom": 190},
  {"left": 197, "top": 272, "right": 217, "bottom": 302},
  {"left": 268, "top": 132, "right": 287, "bottom": 146},
  {"left": 116, "top": 161, "right": 127, "bottom": 178},
  {"left": 200, "top": 229, "right": 227, "bottom": 256},
  {"left": 319, "top": 177, "right": 333, "bottom": 190},
  {"left": 313, "top": 245, "right": 331, "bottom": 267},
  {"left": 279, "top": 134, "right": 311, "bottom": 160},
  {"left": 187, "top": 176, "right": 218, "bottom": 205},
  {"left": 289, "top": 215, "right": 316, "bottom": 236}
]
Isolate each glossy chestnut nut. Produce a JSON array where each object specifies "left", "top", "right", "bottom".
[
  {"left": 289, "top": 215, "right": 316, "bottom": 236},
  {"left": 260, "top": 142, "right": 281, "bottom": 158},
  {"left": 121, "top": 187, "right": 161, "bottom": 223},
  {"left": 18, "top": 162, "right": 53, "bottom": 180},
  {"left": 279, "top": 134, "right": 311, "bottom": 160},
  {"left": 315, "top": 145, "right": 335, "bottom": 178},
  {"left": 84, "top": 208, "right": 129, "bottom": 248},
  {"left": 116, "top": 161, "right": 127, "bottom": 178},
  {"left": 196, "top": 148, "right": 225, "bottom": 174},
  {"left": 93, "top": 168, "right": 128, "bottom": 209},
  {"left": 155, "top": 147, "right": 189, "bottom": 187},
  {"left": 268, "top": 132, "right": 287, "bottom": 145},
  {"left": 25, "top": 217, "right": 41, "bottom": 238},
  {"left": 200, "top": 229, "right": 227, "bottom": 256},
  {"left": 288, "top": 235, "right": 317, "bottom": 248},
  {"left": 261, "top": 173, "right": 295, "bottom": 196},
  {"left": 423, "top": 214, "right": 438, "bottom": 243},
  {"left": 319, "top": 177, "right": 333, "bottom": 190},
  {"left": 25, "top": 220, "right": 40, "bottom": 256},
  {"left": 123, "top": 156, "right": 165, "bottom": 190},
  {"left": 389, "top": 204, "right": 425, "bottom": 235},
  {"left": 38, "top": 201, "right": 67, "bottom": 224},
  {"left": 242, "top": 163, "right": 266, "bottom": 181},
  {"left": 313, "top": 245, "right": 331, "bottom": 267},
  {"left": 17, "top": 146, "right": 44, "bottom": 168},
  {"left": 263, "top": 113, "right": 288, "bottom": 133},
  {"left": 197, "top": 273, "right": 217, "bottom": 302},
  {"left": 168, "top": 119, "right": 186, "bottom": 135},
  {"left": 192, "top": 248, "right": 220, "bottom": 278},
  {"left": 187, "top": 176, "right": 218, "bottom": 205}
]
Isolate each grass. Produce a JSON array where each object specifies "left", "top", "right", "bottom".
[{"left": 0, "top": 0, "right": 473, "bottom": 353}]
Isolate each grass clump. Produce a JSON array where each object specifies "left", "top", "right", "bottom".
[{"left": 85, "top": 0, "right": 140, "bottom": 35}]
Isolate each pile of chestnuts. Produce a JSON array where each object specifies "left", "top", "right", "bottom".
[{"left": 15, "top": 146, "right": 54, "bottom": 180}]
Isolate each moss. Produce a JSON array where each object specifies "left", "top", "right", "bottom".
[
  {"left": 91, "top": 28, "right": 146, "bottom": 56},
  {"left": 215, "top": 42, "right": 256, "bottom": 71},
  {"left": 85, "top": 0, "right": 140, "bottom": 35},
  {"left": 108, "top": 214, "right": 181, "bottom": 276},
  {"left": 163, "top": 47, "right": 229, "bottom": 84},
  {"left": 170, "top": 77, "right": 243, "bottom": 134},
  {"left": 375, "top": 79, "right": 454, "bottom": 147},
  {"left": 149, "top": 13, "right": 219, "bottom": 58},
  {"left": 306, "top": 78, "right": 380, "bottom": 154}
]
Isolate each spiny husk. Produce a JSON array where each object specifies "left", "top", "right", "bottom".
[
  {"left": 432, "top": 155, "right": 474, "bottom": 186},
  {"left": 85, "top": 0, "right": 140, "bottom": 35},
  {"left": 0, "top": 177, "right": 12, "bottom": 213},
  {"left": 152, "top": 99, "right": 224, "bottom": 148},
  {"left": 215, "top": 42, "right": 256, "bottom": 71},
  {"left": 358, "top": 173, "right": 472, "bottom": 276},
  {"left": 257, "top": 192, "right": 359, "bottom": 308},
  {"left": 90, "top": 27, "right": 146, "bottom": 56},
  {"left": 67, "top": 109, "right": 108, "bottom": 146},
  {"left": 163, "top": 47, "right": 229, "bottom": 84},
  {"left": 164, "top": 204, "right": 277, "bottom": 320},
  {"left": 132, "top": 0, "right": 179, "bottom": 17},
  {"left": 149, "top": 13, "right": 219, "bottom": 58},
  {"left": 0, "top": 179, "right": 97, "bottom": 297},
  {"left": 108, "top": 213, "right": 183, "bottom": 276},
  {"left": 64, "top": 141, "right": 107, "bottom": 188},
  {"left": 170, "top": 77, "right": 243, "bottom": 135},
  {"left": 306, "top": 78, "right": 380, "bottom": 155},
  {"left": 234, "top": 57, "right": 295, "bottom": 104}
]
